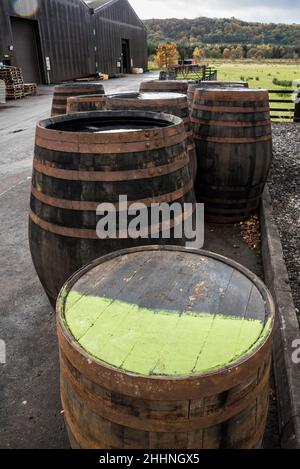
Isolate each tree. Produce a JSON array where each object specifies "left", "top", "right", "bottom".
[
  {"left": 222, "top": 48, "right": 231, "bottom": 59},
  {"left": 155, "top": 42, "right": 179, "bottom": 69},
  {"left": 193, "top": 47, "right": 205, "bottom": 61}
]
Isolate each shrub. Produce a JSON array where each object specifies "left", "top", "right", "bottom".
[{"left": 272, "top": 78, "right": 293, "bottom": 87}]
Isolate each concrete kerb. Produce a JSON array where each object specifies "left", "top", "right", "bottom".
[{"left": 261, "top": 187, "right": 300, "bottom": 449}]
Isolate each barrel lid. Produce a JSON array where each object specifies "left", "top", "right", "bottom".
[{"left": 59, "top": 247, "right": 274, "bottom": 378}]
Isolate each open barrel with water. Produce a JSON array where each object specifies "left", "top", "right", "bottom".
[{"left": 29, "top": 111, "right": 195, "bottom": 305}]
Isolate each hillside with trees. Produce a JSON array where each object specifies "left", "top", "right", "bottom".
[{"left": 145, "top": 17, "right": 300, "bottom": 59}]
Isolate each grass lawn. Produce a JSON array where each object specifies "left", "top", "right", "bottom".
[{"left": 177, "top": 60, "right": 300, "bottom": 120}]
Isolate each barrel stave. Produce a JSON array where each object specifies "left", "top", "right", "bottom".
[
  {"left": 29, "top": 112, "right": 195, "bottom": 305},
  {"left": 192, "top": 88, "right": 272, "bottom": 222}
]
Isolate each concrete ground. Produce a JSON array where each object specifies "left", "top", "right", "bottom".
[{"left": 0, "top": 74, "right": 278, "bottom": 448}]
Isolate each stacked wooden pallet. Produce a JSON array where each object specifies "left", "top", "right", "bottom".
[
  {"left": 0, "top": 80, "right": 6, "bottom": 104},
  {"left": 0, "top": 66, "right": 24, "bottom": 99},
  {"left": 24, "top": 83, "right": 37, "bottom": 96}
]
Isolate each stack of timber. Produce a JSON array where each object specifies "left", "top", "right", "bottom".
[
  {"left": 0, "top": 80, "right": 6, "bottom": 104},
  {"left": 24, "top": 83, "right": 38, "bottom": 96},
  {"left": 0, "top": 66, "right": 24, "bottom": 99},
  {"left": 57, "top": 246, "right": 275, "bottom": 449}
]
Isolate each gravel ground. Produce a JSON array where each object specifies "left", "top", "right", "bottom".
[{"left": 268, "top": 123, "right": 300, "bottom": 319}]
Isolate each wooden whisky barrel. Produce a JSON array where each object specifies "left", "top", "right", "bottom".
[
  {"left": 191, "top": 88, "right": 272, "bottom": 223},
  {"left": 66, "top": 94, "right": 107, "bottom": 114},
  {"left": 106, "top": 92, "right": 197, "bottom": 181},
  {"left": 29, "top": 111, "right": 195, "bottom": 306},
  {"left": 57, "top": 245, "right": 275, "bottom": 450},
  {"left": 187, "top": 81, "right": 249, "bottom": 111},
  {"left": 140, "top": 80, "right": 189, "bottom": 95},
  {"left": 51, "top": 83, "right": 105, "bottom": 117}
]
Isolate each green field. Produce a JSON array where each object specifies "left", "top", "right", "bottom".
[{"left": 176, "top": 61, "right": 300, "bottom": 120}]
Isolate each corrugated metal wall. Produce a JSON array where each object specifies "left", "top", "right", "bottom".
[
  {"left": 94, "top": 0, "right": 148, "bottom": 75},
  {"left": 0, "top": 0, "right": 147, "bottom": 83}
]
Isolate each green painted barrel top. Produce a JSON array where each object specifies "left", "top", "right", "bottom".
[{"left": 60, "top": 249, "right": 272, "bottom": 377}]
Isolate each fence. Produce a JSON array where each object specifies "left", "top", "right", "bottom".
[
  {"left": 268, "top": 89, "right": 299, "bottom": 122},
  {"left": 170, "top": 65, "right": 218, "bottom": 81}
]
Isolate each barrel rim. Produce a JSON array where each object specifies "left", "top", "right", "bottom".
[
  {"left": 38, "top": 110, "right": 183, "bottom": 139},
  {"left": 54, "top": 83, "right": 105, "bottom": 90},
  {"left": 67, "top": 94, "right": 107, "bottom": 102},
  {"left": 140, "top": 80, "right": 189, "bottom": 85},
  {"left": 36, "top": 110, "right": 185, "bottom": 144},
  {"left": 107, "top": 92, "right": 187, "bottom": 100},
  {"left": 56, "top": 245, "right": 275, "bottom": 397}
]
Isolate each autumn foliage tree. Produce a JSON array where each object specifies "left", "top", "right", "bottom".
[
  {"left": 193, "top": 47, "right": 205, "bottom": 61},
  {"left": 155, "top": 42, "right": 179, "bottom": 69}
]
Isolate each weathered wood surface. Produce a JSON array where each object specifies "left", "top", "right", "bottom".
[
  {"left": 57, "top": 246, "right": 275, "bottom": 449},
  {"left": 191, "top": 88, "right": 272, "bottom": 223},
  {"left": 29, "top": 112, "right": 195, "bottom": 306}
]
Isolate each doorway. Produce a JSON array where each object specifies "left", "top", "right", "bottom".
[
  {"left": 10, "top": 17, "right": 43, "bottom": 83},
  {"left": 121, "top": 39, "right": 131, "bottom": 74}
]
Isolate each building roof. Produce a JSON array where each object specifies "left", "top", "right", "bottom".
[{"left": 82, "top": 0, "right": 115, "bottom": 10}]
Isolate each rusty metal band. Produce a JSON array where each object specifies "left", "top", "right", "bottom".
[
  {"left": 62, "top": 401, "right": 121, "bottom": 449},
  {"left": 51, "top": 104, "right": 66, "bottom": 109},
  {"left": 54, "top": 90, "right": 104, "bottom": 97},
  {"left": 193, "top": 134, "right": 272, "bottom": 143},
  {"left": 35, "top": 134, "right": 186, "bottom": 154},
  {"left": 29, "top": 201, "right": 194, "bottom": 240},
  {"left": 36, "top": 120, "right": 183, "bottom": 143},
  {"left": 62, "top": 391, "right": 269, "bottom": 449},
  {"left": 190, "top": 118, "right": 271, "bottom": 128},
  {"left": 194, "top": 91, "right": 268, "bottom": 100},
  {"left": 33, "top": 151, "right": 189, "bottom": 181},
  {"left": 31, "top": 176, "right": 193, "bottom": 211},
  {"left": 57, "top": 317, "right": 273, "bottom": 400},
  {"left": 203, "top": 205, "right": 259, "bottom": 216},
  {"left": 60, "top": 356, "right": 270, "bottom": 433},
  {"left": 29, "top": 180, "right": 194, "bottom": 237},
  {"left": 198, "top": 194, "right": 261, "bottom": 206},
  {"left": 108, "top": 99, "right": 188, "bottom": 109},
  {"left": 192, "top": 104, "right": 270, "bottom": 113},
  {"left": 187, "top": 143, "right": 195, "bottom": 152}
]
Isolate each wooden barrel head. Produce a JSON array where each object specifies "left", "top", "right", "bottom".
[{"left": 59, "top": 246, "right": 274, "bottom": 380}]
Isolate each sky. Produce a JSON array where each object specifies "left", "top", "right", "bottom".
[{"left": 129, "top": 0, "right": 300, "bottom": 24}]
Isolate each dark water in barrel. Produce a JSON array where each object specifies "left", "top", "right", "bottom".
[
  {"left": 48, "top": 116, "right": 170, "bottom": 133},
  {"left": 108, "top": 92, "right": 186, "bottom": 100}
]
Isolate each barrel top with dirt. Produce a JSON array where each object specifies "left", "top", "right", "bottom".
[{"left": 58, "top": 247, "right": 274, "bottom": 379}]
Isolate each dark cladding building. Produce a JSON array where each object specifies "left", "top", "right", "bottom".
[{"left": 0, "top": 0, "right": 147, "bottom": 83}]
